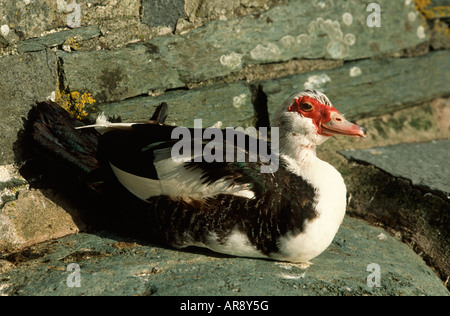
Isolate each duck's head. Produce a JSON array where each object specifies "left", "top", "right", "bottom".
[{"left": 273, "top": 89, "right": 367, "bottom": 146}]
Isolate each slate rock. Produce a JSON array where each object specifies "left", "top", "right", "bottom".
[
  {"left": 58, "top": 0, "right": 429, "bottom": 103},
  {"left": 340, "top": 139, "right": 450, "bottom": 197},
  {"left": 193, "top": 0, "right": 282, "bottom": 21},
  {"left": 0, "top": 164, "right": 27, "bottom": 208},
  {"left": 263, "top": 50, "right": 450, "bottom": 120},
  {"left": 431, "top": 20, "right": 450, "bottom": 50},
  {"left": 0, "top": 0, "right": 64, "bottom": 42},
  {"left": 0, "top": 217, "right": 447, "bottom": 296},
  {"left": 95, "top": 82, "right": 255, "bottom": 128},
  {"left": 57, "top": 44, "right": 185, "bottom": 103},
  {"left": 0, "top": 50, "right": 58, "bottom": 165},
  {"left": 0, "top": 189, "right": 83, "bottom": 252},
  {"left": 142, "top": 0, "right": 186, "bottom": 29},
  {"left": 17, "top": 26, "right": 101, "bottom": 53}
]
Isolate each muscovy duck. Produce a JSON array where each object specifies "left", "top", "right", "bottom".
[{"left": 26, "top": 89, "right": 366, "bottom": 263}]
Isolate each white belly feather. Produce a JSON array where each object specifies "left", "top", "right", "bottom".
[{"left": 275, "top": 155, "right": 347, "bottom": 262}]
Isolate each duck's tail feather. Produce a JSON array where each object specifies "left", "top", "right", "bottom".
[
  {"left": 21, "top": 101, "right": 170, "bottom": 185},
  {"left": 20, "top": 101, "right": 161, "bottom": 236},
  {"left": 22, "top": 101, "right": 100, "bottom": 180}
]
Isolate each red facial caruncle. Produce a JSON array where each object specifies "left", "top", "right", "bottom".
[{"left": 288, "top": 96, "right": 367, "bottom": 138}]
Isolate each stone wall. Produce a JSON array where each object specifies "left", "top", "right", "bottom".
[
  {"left": 0, "top": 0, "right": 449, "bottom": 162},
  {"left": 0, "top": 0, "right": 449, "bottom": 290}
]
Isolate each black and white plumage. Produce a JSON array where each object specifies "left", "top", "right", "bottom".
[{"left": 26, "top": 90, "right": 366, "bottom": 263}]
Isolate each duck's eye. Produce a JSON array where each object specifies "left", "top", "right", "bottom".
[{"left": 300, "top": 103, "right": 313, "bottom": 112}]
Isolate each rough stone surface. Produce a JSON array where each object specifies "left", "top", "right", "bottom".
[
  {"left": 0, "top": 0, "right": 64, "bottom": 46},
  {"left": 340, "top": 159, "right": 450, "bottom": 290},
  {"left": 0, "top": 164, "right": 27, "bottom": 208},
  {"left": 17, "top": 26, "right": 101, "bottom": 53},
  {"left": 61, "top": 48, "right": 450, "bottom": 121},
  {"left": 340, "top": 139, "right": 450, "bottom": 197},
  {"left": 264, "top": 50, "right": 450, "bottom": 120},
  {"left": 0, "top": 50, "right": 58, "bottom": 165},
  {"left": 354, "top": 98, "right": 450, "bottom": 146},
  {"left": 0, "top": 217, "right": 448, "bottom": 296},
  {"left": 0, "top": 0, "right": 164, "bottom": 53},
  {"left": 0, "top": 189, "right": 83, "bottom": 252},
  {"left": 142, "top": 0, "right": 186, "bottom": 29},
  {"left": 192, "top": 0, "right": 283, "bottom": 21},
  {"left": 431, "top": 19, "right": 450, "bottom": 50},
  {"left": 58, "top": 0, "right": 430, "bottom": 104},
  {"left": 57, "top": 44, "right": 185, "bottom": 103},
  {"left": 78, "top": 0, "right": 160, "bottom": 50},
  {"left": 95, "top": 82, "right": 256, "bottom": 128}
]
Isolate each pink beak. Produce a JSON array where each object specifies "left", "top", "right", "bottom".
[{"left": 320, "top": 112, "right": 367, "bottom": 138}]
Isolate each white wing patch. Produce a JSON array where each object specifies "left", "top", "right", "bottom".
[
  {"left": 110, "top": 163, "right": 161, "bottom": 200},
  {"left": 110, "top": 155, "right": 255, "bottom": 202}
]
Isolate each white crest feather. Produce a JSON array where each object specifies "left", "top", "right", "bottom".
[{"left": 75, "top": 112, "right": 134, "bottom": 134}]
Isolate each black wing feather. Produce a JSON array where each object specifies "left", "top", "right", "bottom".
[{"left": 99, "top": 124, "right": 277, "bottom": 197}]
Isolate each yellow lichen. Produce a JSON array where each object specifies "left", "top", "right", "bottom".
[
  {"left": 414, "top": 0, "right": 450, "bottom": 19},
  {"left": 55, "top": 89, "right": 96, "bottom": 120},
  {"left": 434, "top": 21, "right": 450, "bottom": 38},
  {"left": 414, "top": 0, "right": 431, "bottom": 9},
  {"left": 430, "top": 6, "right": 450, "bottom": 19},
  {"left": 64, "top": 37, "right": 81, "bottom": 50},
  {"left": 11, "top": 183, "right": 28, "bottom": 195}
]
